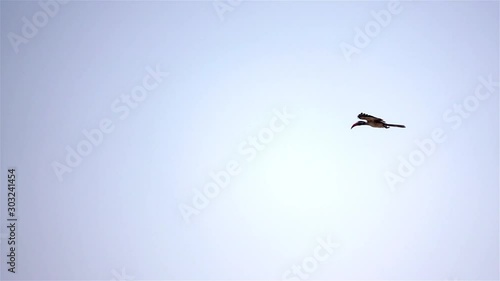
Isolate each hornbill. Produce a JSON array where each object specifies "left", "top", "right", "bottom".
[{"left": 351, "top": 113, "right": 406, "bottom": 129}]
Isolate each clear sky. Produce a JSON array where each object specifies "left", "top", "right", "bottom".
[{"left": 1, "top": 1, "right": 498, "bottom": 280}]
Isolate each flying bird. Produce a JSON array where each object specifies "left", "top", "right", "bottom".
[{"left": 351, "top": 113, "right": 406, "bottom": 129}]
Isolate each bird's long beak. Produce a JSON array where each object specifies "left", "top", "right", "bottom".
[{"left": 351, "top": 123, "right": 357, "bottom": 129}]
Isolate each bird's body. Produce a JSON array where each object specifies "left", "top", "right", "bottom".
[{"left": 351, "top": 113, "right": 406, "bottom": 129}]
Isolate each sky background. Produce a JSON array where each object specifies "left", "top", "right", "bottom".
[{"left": 1, "top": 1, "right": 499, "bottom": 280}]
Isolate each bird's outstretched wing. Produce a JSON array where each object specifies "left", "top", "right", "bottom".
[{"left": 358, "top": 113, "right": 384, "bottom": 122}]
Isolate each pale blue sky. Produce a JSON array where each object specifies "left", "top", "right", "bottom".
[{"left": 1, "top": 1, "right": 499, "bottom": 280}]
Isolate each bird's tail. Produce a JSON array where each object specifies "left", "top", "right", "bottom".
[{"left": 385, "top": 123, "right": 406, "bottom": 128}]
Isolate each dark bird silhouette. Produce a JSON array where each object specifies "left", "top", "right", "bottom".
[{"left": 351, "top": 113, "right": 406, "bottom": 129}]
